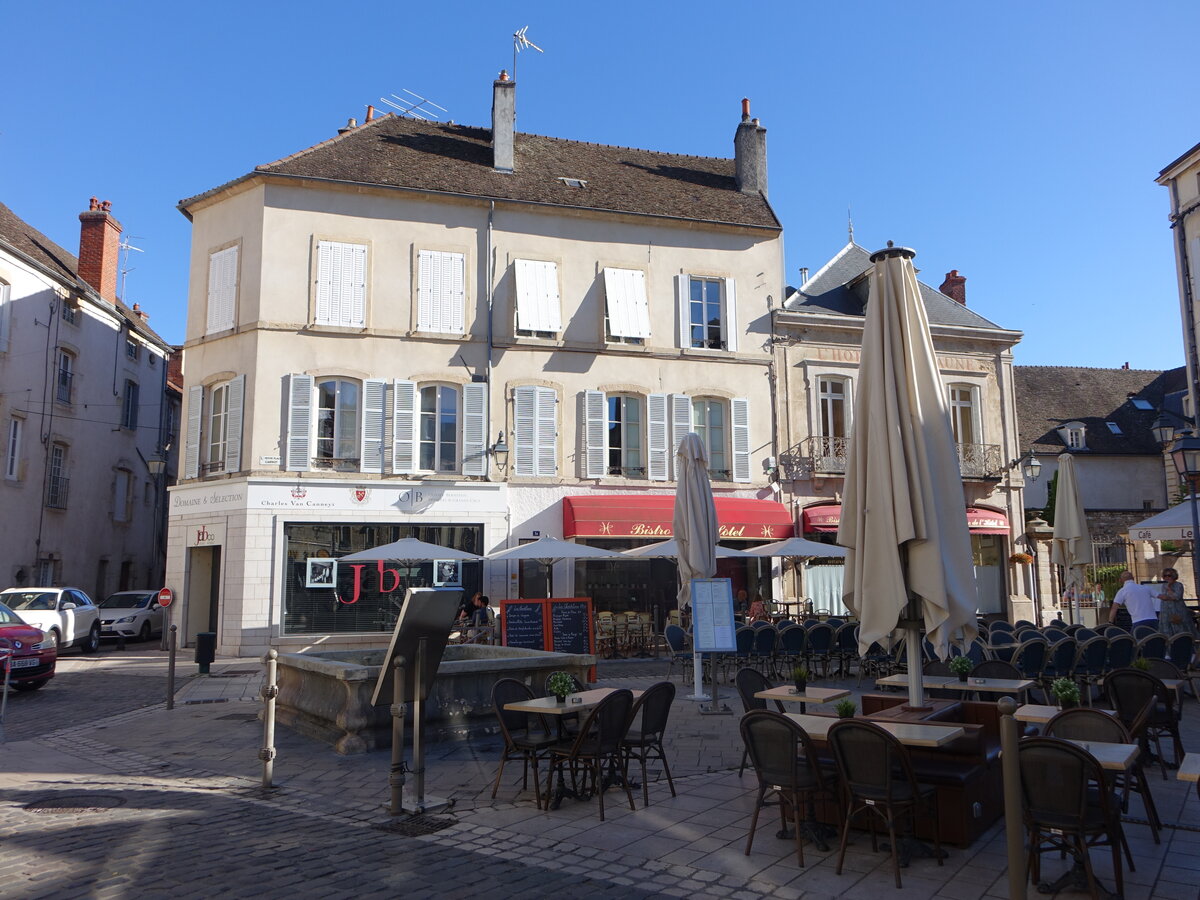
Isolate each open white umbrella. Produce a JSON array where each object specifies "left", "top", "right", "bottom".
[
  {"left": 484, "top": 536, "right": 623, "bottom": 598},
  {"left": 622, "top": 539, "right": 756, "bottom": 559},
  {"left": 837, "top": 243, "right": 978, "bottom": 710},
  {"left": 744, "top": 537, "right": 847, "bottom": 559},
  {"left": 1050, "top": 453, "right": 1092, "bottom": 623},
  {"left": 1128, "top": 496, "right": 1199, "bottom": 541},
  {"left": 339, "top": 537, "right": 481, "bottom": 562}
]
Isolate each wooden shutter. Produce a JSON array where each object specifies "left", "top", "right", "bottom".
[
  {"left": 392, "top": 379, "right": 417, "bottom": 474},
  {"left": 647, "top": 392, "right": 669, "bottom": 481},
  {"left": 583, "top": 390, "right": 607, "bottom": 478},
  {"left": 361, "top": 379, "right": 387, "bottom": 473},
  {"left": 461, "top": 382, "right": 488, "bottom": 476},
  {"left": 418, "top": 250, "right": 465, "bottom": 334},
  {"left": 417, "top": 250, "right": 436, "bottom": 332},
  {"left": 669, "top": 393, "right": 692, "bottom": 479},
  {"left": 285, "top": 374, "right": 313, "bottom": 471},
  {"left": 723, "top": 277, "right": 738, "bottom": 352},
  {"left": 513, "top": 385, "right": 537, "bottom": 476},
  {"left": 317, "top": 241, "right": 367, "bottom": 327},
  {"left": 315, "top": 241, "right": 334, "bottom": 324},
  {"left": 184, "top": 384, "right": 203, "bottom": 478},
  {"left": 206, "top": 246, "right": 237, "bottom": 334},
  {"left": 515, "top": 260, "right": 561, "bottom": 333},
  {"left": 224, "top": 375, "right": 245, "bottom": 474},
  {"left": 535, "top": 386, "right": 557, "bottom": 476},
  {"left": 675, "top": 274, "right": 690, "bottom": 348},
  {"left": 603, "top": 268, "right": 650, "bottom": 339},
  {"left": 731, "top": 397, "right": 750, "bottom": 483}
]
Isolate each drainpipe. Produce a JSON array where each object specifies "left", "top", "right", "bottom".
[
  {"left": 486, "top": 201, "right": 495, "bottom": 386},
  {"left": 1169, "top": 180, "right": 1200, "bottom": 418}
]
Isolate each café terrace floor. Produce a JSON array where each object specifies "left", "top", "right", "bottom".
[{"left": 23, "top": 658, "right": 1200, "bottom": 898}]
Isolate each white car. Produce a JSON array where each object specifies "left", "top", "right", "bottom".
[
  {"left": 0, "top": 587, "right": 101, "bottom": 653},
  {"left": 98, "top": 590, "right": 164, "bottom": 641}
]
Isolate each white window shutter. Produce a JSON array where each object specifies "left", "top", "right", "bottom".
[
  {"left": 0, "top": 281, "right": 10, "bottom": 352},
  {"left": 206, "top": 246, "right": 238, "bottom": 334},
  {"left": 535, "top": 387, "right": 558, "bottom": 476},
  {"left": 348, "top": 243, "right": 366, "bottom": 327},
  {"left": 315, "top": 241, "right": 334, "bottom": 324},
  {"left": 447, "top": 252, "right": 465, "bottom": 334},
  {"left": 731, "top": 397, "right": 751, "bottom": 483},
  {"left": 285, "top": 374, "right": 313, "bottom": 471},
  {"left": 417, "top": 250, "right": 435, "bottom": 332},
  {"left": 418, "top": 250, "right": 465, "bottom": 334},
  {"left": 513, "top": 386, "right": 537, "bottom": 476},
  {"left": 603, "top": 268, "right": 650, "bottom": 339},
  {"left": 392, "top": 379, "right": 417, "bottom": 474},
  {"left": 361, "top": 379, "right": 387, "bottom": 473},
  {"left": 669, "top": 393, "right": 693, "bottom": 479},
  {"left": 461, "top": 382, "right": 488, "bottom": 477},
  {"left": 676, "top": 274, "right": 690, "bottom": 348},
  {"left": 224, "top": 375, "right": 245, "bottom": 474},
  {"left": 515, "top": 260, "right": 561, "bottom": 333},
  {"left": 647, "top": 392, "right": 669, "bottom": 481},
  {"left": 583, "top": 390, "right": 607, "bottom": 478},
  {"left": 184, "top": 385, "right": 203, "bottom": 478},
  {"left": 723, "top": 277, "right": 738, "bottom": 352}
]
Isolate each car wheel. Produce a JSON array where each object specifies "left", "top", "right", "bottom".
[
  {"left": 81, "top": 623, "right": 100, "bottom": 654},
  {"left": 12, "top": 678, "right": 48, "bottom": 692},
  {"left": 139, "top": 622, "right": 152, "bottom": 642}
]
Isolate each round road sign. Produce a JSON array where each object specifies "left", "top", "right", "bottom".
[{"left": 157, "top": 587, "right": 174, "bottom": 608}]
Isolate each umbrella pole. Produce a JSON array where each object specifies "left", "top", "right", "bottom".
[{"left": 903, "top": 598, "right": 928, "bottom": 711}]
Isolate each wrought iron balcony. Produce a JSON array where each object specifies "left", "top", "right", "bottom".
[
  {"left": 311, "top": 457, "right": 361, "bottom": 472},
  {"left": 45, "top": 475, "right": 69, "bottom": 509},
  {"left": 955, "top": 441, "right": 1003, "bottom": 479},
  {"left": 780, "top": 437, "right": 1002, "bottom": 480}
]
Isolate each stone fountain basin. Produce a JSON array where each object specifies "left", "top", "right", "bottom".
[{"left": 275, "top": 644, "right": 594, "bottom": 754}]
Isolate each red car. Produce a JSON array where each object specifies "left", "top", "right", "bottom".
[{"left": 0, "top": 600, "right": 57, "bottom": 691}]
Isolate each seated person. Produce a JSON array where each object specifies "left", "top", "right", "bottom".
[
  {"left": 748, "top": 593, "right": 768, "bottom": 622},
  {"left": 468, "top": 595, "right": 492, "bottom": 642}
]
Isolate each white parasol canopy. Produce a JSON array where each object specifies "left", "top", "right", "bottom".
[
  {"left": 622, "top": 539, "right": 756, "bottom": 559},
  {"left": 744, "top": 537, "right": 847, "bottom": 559},
  {"left": 1050, "top": 453, "right": 1093, "bottom": 621},
  {"left": 837, "top": 244, "right": 978, "bottom": 708},
  {"left": 1128, "top": 497, "right": 1199, "bottom": 541},
  {"left": 339, "top": 537, "right": 481, "bottom": 562},
  {"left": 484, "top": 535, "right": 624, "bottom": 564}
]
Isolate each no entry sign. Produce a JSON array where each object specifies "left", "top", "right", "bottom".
[{"left": 157, "top": 587, "right": 174, "bottom": 608}]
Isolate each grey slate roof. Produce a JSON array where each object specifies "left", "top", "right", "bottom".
[
  {"left": 0, "top": 201, "right": 172, "bottom": 348},
  {"left": 181, "top": 114, "right": 781, "bottom": 231},
  {"left": 782, "top": 242, "right": 1004, "bottom": 330},
  {"left": 1014, "top": 366, "right": 1187, "bottom": 455}
]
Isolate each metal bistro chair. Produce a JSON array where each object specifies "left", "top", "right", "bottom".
[
  {"left": 777, "top": 624, "right": 807, "bottom": 675},
  {"left": 1044, "top": 707, "right": 1161, "bottom": 843},
  {"left": 664, "top": 624, "right": 693, "bottom": 683},
  {"left": 832, "top": 621, "right": 860, "bottom": 677},
  {"left": 1137, "top": 633, "right": 1169, "bottom": 662},
  {"left": 858, "top": 638, "right": 895, "bottom": 687},
  {"left": 622, "top": 681, "right": 677, "bottom": 807},
  {"left": 490, "top": 678, "right": 558, "bottom": 808},
  {"left": 734, "top": 667, "right": 785, "bottom": 776},
  {"left": 1072, "top": 636, "right": 1109, "bottom": 705},
  {"left": 923, "top": 659, "right": 960, "bottom": 700},
  {"left": 1107, "top": 667, "right": 1186, "bottom": 779},
  {"left": 970, "top": 659, "right": 1025, "bottom": 702},
  {"left": 543, "top": 689, "right": 636, "bottom": 821},
  {"left": 740, "top": 710, "right": 839, "bottom": 867},
  {"left": 750, "top": 624, "right": 779, "bottom": 678},
  {"left": 805, "top": 621, "right": 835, "bottom": 678},
  {"left": 1040, "top": 638, "right": 1078, "bottom": 697},
  {"left": 1168, "top": 633, "right": 1198, "bottom": 699},
  {"left": 1018, "top": 737, "right": 1130, "bottom": 899},
  {"left": 1104, "top": 633, "right": 1136, "bottom": 673},
  {"left": 828, "top": 718, "right": 943, "bottom": 889}
]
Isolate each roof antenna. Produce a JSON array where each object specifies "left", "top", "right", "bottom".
[
  {"left": 379, "top": 89, "right": 449, "bottom": 121},
  {"left": 119, "top": 235, "right": 144, "bottom": 301},
  {"left": 847, "top": 207, "right": 854, "bottom": 245},
  {"left": 512, "top": 25, "right": 544, "bottom": 116}
]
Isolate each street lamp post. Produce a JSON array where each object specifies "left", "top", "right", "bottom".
[{"left": 1153, "top": 417, "right": 1200, "bottom": 599}]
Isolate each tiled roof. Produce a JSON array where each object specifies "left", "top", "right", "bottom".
[
  {"left": 0, "top": 201, "right": 171, "bottom": 348},
  {"left": 182, "top": 114, "right": 781, "bottom": 230},
  {"left": 781, "top": 242, "right": 1005, "bottom": 330},
  {"left": 1014, "top": 366, "right": 1187, "bottom": 455}
]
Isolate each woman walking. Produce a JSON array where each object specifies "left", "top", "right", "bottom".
[{"left": 1157, "top": 568, "right": 1198, "bottom": 637}]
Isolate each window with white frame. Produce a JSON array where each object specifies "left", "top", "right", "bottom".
[
  {"left": 315, "top": 379, "right": 361, "bottom": 464},
  {"left": 582, "top": 391, "right": 653, "bottom": 479},
  {"left": 5, "top": 417, "right": 22, "bottom": 480},
  {"left": 947, "top": 383, "right": 980, "bottom": 444},
  {"left": 419, "top": 385, "right": 459, "bottom": 473},
  {"left": 514, "top": 259, "right": 561, "bottom": 338},
  {"left": 665, "top": 394, "right": 750, "bottom": 483},
  {"left": 817, "top": 376, "right": 850, "bottom": 437},
  {"left": 693, "top": 399, "right": 728, "bottom": 479},
  {"left": 677, "top": 275, "right": 737, "bottom": 351},
  {"left": 513, "top": 385, "right": 558, "bottom": 476},
  {"left": 207, "top": 383, "right": 231, "bottom": 472},
  {"left": 206, "top": 245, "right": 239, "bottom": 334},
  {"left": 315, "top": 240, "right": 367, "bottom": 328},
  {"left": 602, "top": 268, "right": 650, "bottom": 345},
  {"left": 113, "top": 468, "right": 132, "bottom": 522},
  {"left": 417, "top": 250, "right": 465, "bottom": 334},
  {"left": 60, "top": 298, "right": 77, "bottom": 326},
  {"left": 56, "top": 350, "right": 74, "bottom": 403},
  {"left": 391, "top": 380, "right": 486, "bottom": 476},
  {"left": 122, "top": 380, "right": 139, "bottom": 430},
  {"left": 0, "top": 280, "right": 10, "bottom": 352},
  {"left": 184, "top": 376, "right": 244, "bottom": 478},
  {"left": 126, "top": 339, "right": 139, "bottom": 361},
  {"left": 46, "top": 443, "right": 68, "bottom": 508}
]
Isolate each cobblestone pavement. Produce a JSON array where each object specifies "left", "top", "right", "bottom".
[{"left": 3, "top": 652, "right": 1199, "bottom": 898}]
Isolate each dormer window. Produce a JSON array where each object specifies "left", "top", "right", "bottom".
[{"left": 1056, "top": 421, "right": 1087, "bottom": 450}]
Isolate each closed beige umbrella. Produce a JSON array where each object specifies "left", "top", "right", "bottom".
[
  {"left": 673, "top": 432, "right": 719, "bottom": 702},
  {"left": 837, "top": 243, "right": 978, "bottom": 709},
  {"left": 1050, "top": 452, "right": 1092, "bottom": 623}
]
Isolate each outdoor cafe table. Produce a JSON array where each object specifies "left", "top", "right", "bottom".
[
  {"left": 754, "top": 685, "right": 850, "bottom": 714},
  {"left": 785, "top": 713, "right": 965, "bottom": 747},
  {"left": 876, "top": 673, "right": 1034, "bottom": 694},
  {"left": 1014, "top": 704, "right": 1117, "bottom": 725},
  {"left": 1062, "top": 739, "right": 1139, "bottom": 772},
  {"left": 502, "top": 687, "right": 643, "bottom": 716},
  {"left": 1179, "top": 752, "right": 1200, "bottom": 800}
]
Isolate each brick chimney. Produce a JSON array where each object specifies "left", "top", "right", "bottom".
[
  {"left": 492, "top": 70, "right": 515, "bottom": 174},
  {"left": 734, "top": 98, "right": 768, "bottom": 197},
  {"left": 939, "top": 269, "right": 967, "bottom": 305},
  {"left": 78, "top": 197, "right": 122, "bottom": 302},
  {"left": 131, "top": 302, "right": 149, "bottom": 322}
]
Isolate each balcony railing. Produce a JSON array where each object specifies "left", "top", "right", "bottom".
[
  {"left": 781, "top": 437, "right": 1002, "bottom": 480},
  {"left": 311, "top": 457, "right": 361, "bottom": 472},
  {"left": 45, "top": 475, "right": 69, "bottom": 509},
  {"left": 955, "top": 442, "right": 1004, "bottom": 479}
]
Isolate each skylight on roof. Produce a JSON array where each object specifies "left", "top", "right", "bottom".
[
  {"left": 1129, "top": 397, "right": 1153, "bottom": 410},
  {"left": 1106, "top": 421, "right": 1122, "bottom": 434},
  {"left": 557, "top": 177, "right": 587, "bottom": 188}
]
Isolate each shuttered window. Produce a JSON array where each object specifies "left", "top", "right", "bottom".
[
  {"left": 0, "top": 280, "right": 10, "bottom": 353},
  {"left": 417, "top": 250, "right": 465, "bottom": 334},
  {"left": 184, "top": 385, "right": 203, "bottom": 478},
  {"left": 419, "top": 385, "right": 459, "bottom": 473},
  {"left": 113, "top": 469, "right": 131, "bottom": 522},
  {"left": 5, "top": 417, "right": 22, "bottom": 481},
  {"left": 206, "top": 246, "right": 238, "bottom": 335},
  {"left": 361, "top": 379, "right": 387, "bottom": 474},
  {"left": 392, "top": 379, "right": 418, "bottom": 474},
  {"left": 315, "top": 241, "right": 367, "bottom": 327},
  {"left": 461, "top": 382, "right": 489, "bottom": 477},
  {"left": 647, "top": 393, "right": 669, "bottom": 481},
  {"left": 513, "top": 385, "right": 557, "bottom": 477},
  {"left": 676, "top": 274, "right": 737, "bottom": 351},
  {"left": 285, "top": 374, "right": 314, "bottom": 472},
  {"left": 582, "top": 391, "right": 644, "bottom": 479},
  {"left": 602, "top": 268, "right": 651, "bottom": 342},
  {"left": 514, "top": 259, "right": 562, "bottom": 336}
]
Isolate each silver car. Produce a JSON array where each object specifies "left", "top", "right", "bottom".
[
  {"left": 98, "top": 590, "right": 165, "bottom": 642},
  {"left": 0, "top": 587, "right": 101, "bottom": 653}
]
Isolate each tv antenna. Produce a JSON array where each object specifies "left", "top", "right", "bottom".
[
  {"left": 512, "top": 26, "right": 543, "bottom": 84},
  {"left": 379, "top": 89, "right": 449, "bottom": 121},
  {"left": 119, "top": 236, "right": 144, "bottom": 301}
]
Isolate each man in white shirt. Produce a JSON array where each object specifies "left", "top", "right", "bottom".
[{"left": 1108, "top": 571, "right": 1159, "bottom": 628}]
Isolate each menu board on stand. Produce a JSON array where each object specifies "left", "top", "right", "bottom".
[
  {"left": 500, "top": 597, "right": 595, "bottom": 682},
  {"left": 690, "top": 578, "right": 735, "bottom": 715}
]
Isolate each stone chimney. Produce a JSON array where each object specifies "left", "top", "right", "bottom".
[
  {"left": 734, "top": 98, "right": 768, "bottom": 197},
  {"left": 78, "top": 198, "right": 122, "bottom": 302},
  {"left": 492, "top": 70, "right": 515, "bottom": 174},
  {"left": 939, "top": 269, "right": 967, "bottom": 305}
]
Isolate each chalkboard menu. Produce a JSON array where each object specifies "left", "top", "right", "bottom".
[
  {"left": 501, "top": 600, "right": 546, "bottom": 651},
  {"left": 550, "top": 600, "right": 591, "bottom": 655}
]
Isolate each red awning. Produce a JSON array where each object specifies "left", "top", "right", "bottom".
[
  {"left": 802, "top": 504, "right": 1009, "bottom": 535},
  {"left": 562, "top": 495, "right": 794, "bottom": 541}
]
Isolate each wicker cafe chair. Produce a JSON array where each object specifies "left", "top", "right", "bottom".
[
  {"left": 1018, "top": 737, "right": 1130, "bottom": 899},
  {"left": 664, "top": 624, "right": 693, "bottom": 683},
  {"left": 1104, "top": 633, "right": 1136, "bottom": 673},
  {"left": 832, "top": 621, "right": 860, "bottom": 677},
  {"left": 1107, "top": 667, "right": 1186, "bottom": 779},
  {"left": 1073, "top": 636, "right": 1110, "bottom": 705},
  {"left": 1137, "top": 633, "right": 1169, "bottom": 662},
  {"left": 740, "top": 710, "right": 838, "bottom": 867},
  {"left": 1045, "top": 708, "right": 1161, "bottom": 843},
  {"left": 805, "top": 622, "right": 835, "bottom": 677},
  {"left": 828, "top": 719, "right": 943, "bottom": 889},
  {"left": 544, "top": 688, "right": 636, "bottom": 821},
  {"left": 490, "top": 678, "right": 558, "bottom": 808},
  {"left": 622, "top": 681, "right": 677, "bottom": 806},
  {"left": 734, "top": 667, "right": 786, "bottom": 776}
]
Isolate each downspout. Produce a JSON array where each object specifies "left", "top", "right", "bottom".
[
  {"left": 486, "top": 201, "right": 495, "bottom": 386},
  {"left": 1169, "top": 180, "right": 1200, "bottom": 417}
]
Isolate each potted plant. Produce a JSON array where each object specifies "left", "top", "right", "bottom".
[
  {"left": 792, "top": 665, "right": 811, "bottom": 694},
  {"left": 547, "top": 672, "right": 575, "bottom": 704},
  {"left": 1051, "top": 677, "right": 1080, "bottom": 710},
  {"left": 948, "top": 655, "right": 973, "bottom": 683},
  {"left": 1132, "top": 657, "right": 1150, "bottom": 672},
  {"left": 835, "top": 699, "right": 856, "bottom": 719},
  {"left": 1008, "top": 552, "right": 1034, "bottom": 565}
]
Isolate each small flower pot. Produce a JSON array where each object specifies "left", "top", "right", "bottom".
[
  {"left": 837, "top": 710, "right": 854, "bottom": 719},
  {"left": 957, "top": 672, "right": 969, "bottom": 683},
  {"left": 1058, "top": 698, "right": 1078, "bottom": 710},
  {"left": 794, "top": 679, "right": 808, "bottom": 695},
  {"left": 554, "top": 694, "right": 567, "bottom": 704}
]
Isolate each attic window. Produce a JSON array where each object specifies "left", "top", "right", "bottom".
[
  {"left": 1106, "top": 421, "right": 1122, "bottom": 435},
  {"left": 557, "top": 177, "right": 588, "bottom": 189},
  {"left": 1056, "top": 421, "right": 1087, "bottom": 450},
  {"left": 1129, "top": 397, "right": 1152, "bottom": 410}
]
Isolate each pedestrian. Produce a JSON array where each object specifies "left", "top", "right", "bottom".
[
  {"left": 1108, "top": 571, "right": 1158, "bottom": 629},
  {"left": 1157, "top": 568, "right": 1197, "bottom": 637}
]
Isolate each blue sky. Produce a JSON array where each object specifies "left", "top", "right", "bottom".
[{"left": 2, "top": 2, "right": 1195, "bottom": 369}]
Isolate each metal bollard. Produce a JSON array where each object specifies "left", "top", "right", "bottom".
[
  {"left": 166, "top": 625, "right": 177, "bottom": 710},
  {"left": 998, "top": 696, "right": 1025, "bottom": 900},
  {"left": 260, "top": 649, "right": 278, "bottom": 789},
  {"left": 389, "top": 655, "right": 407, "bottom": 816}
]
